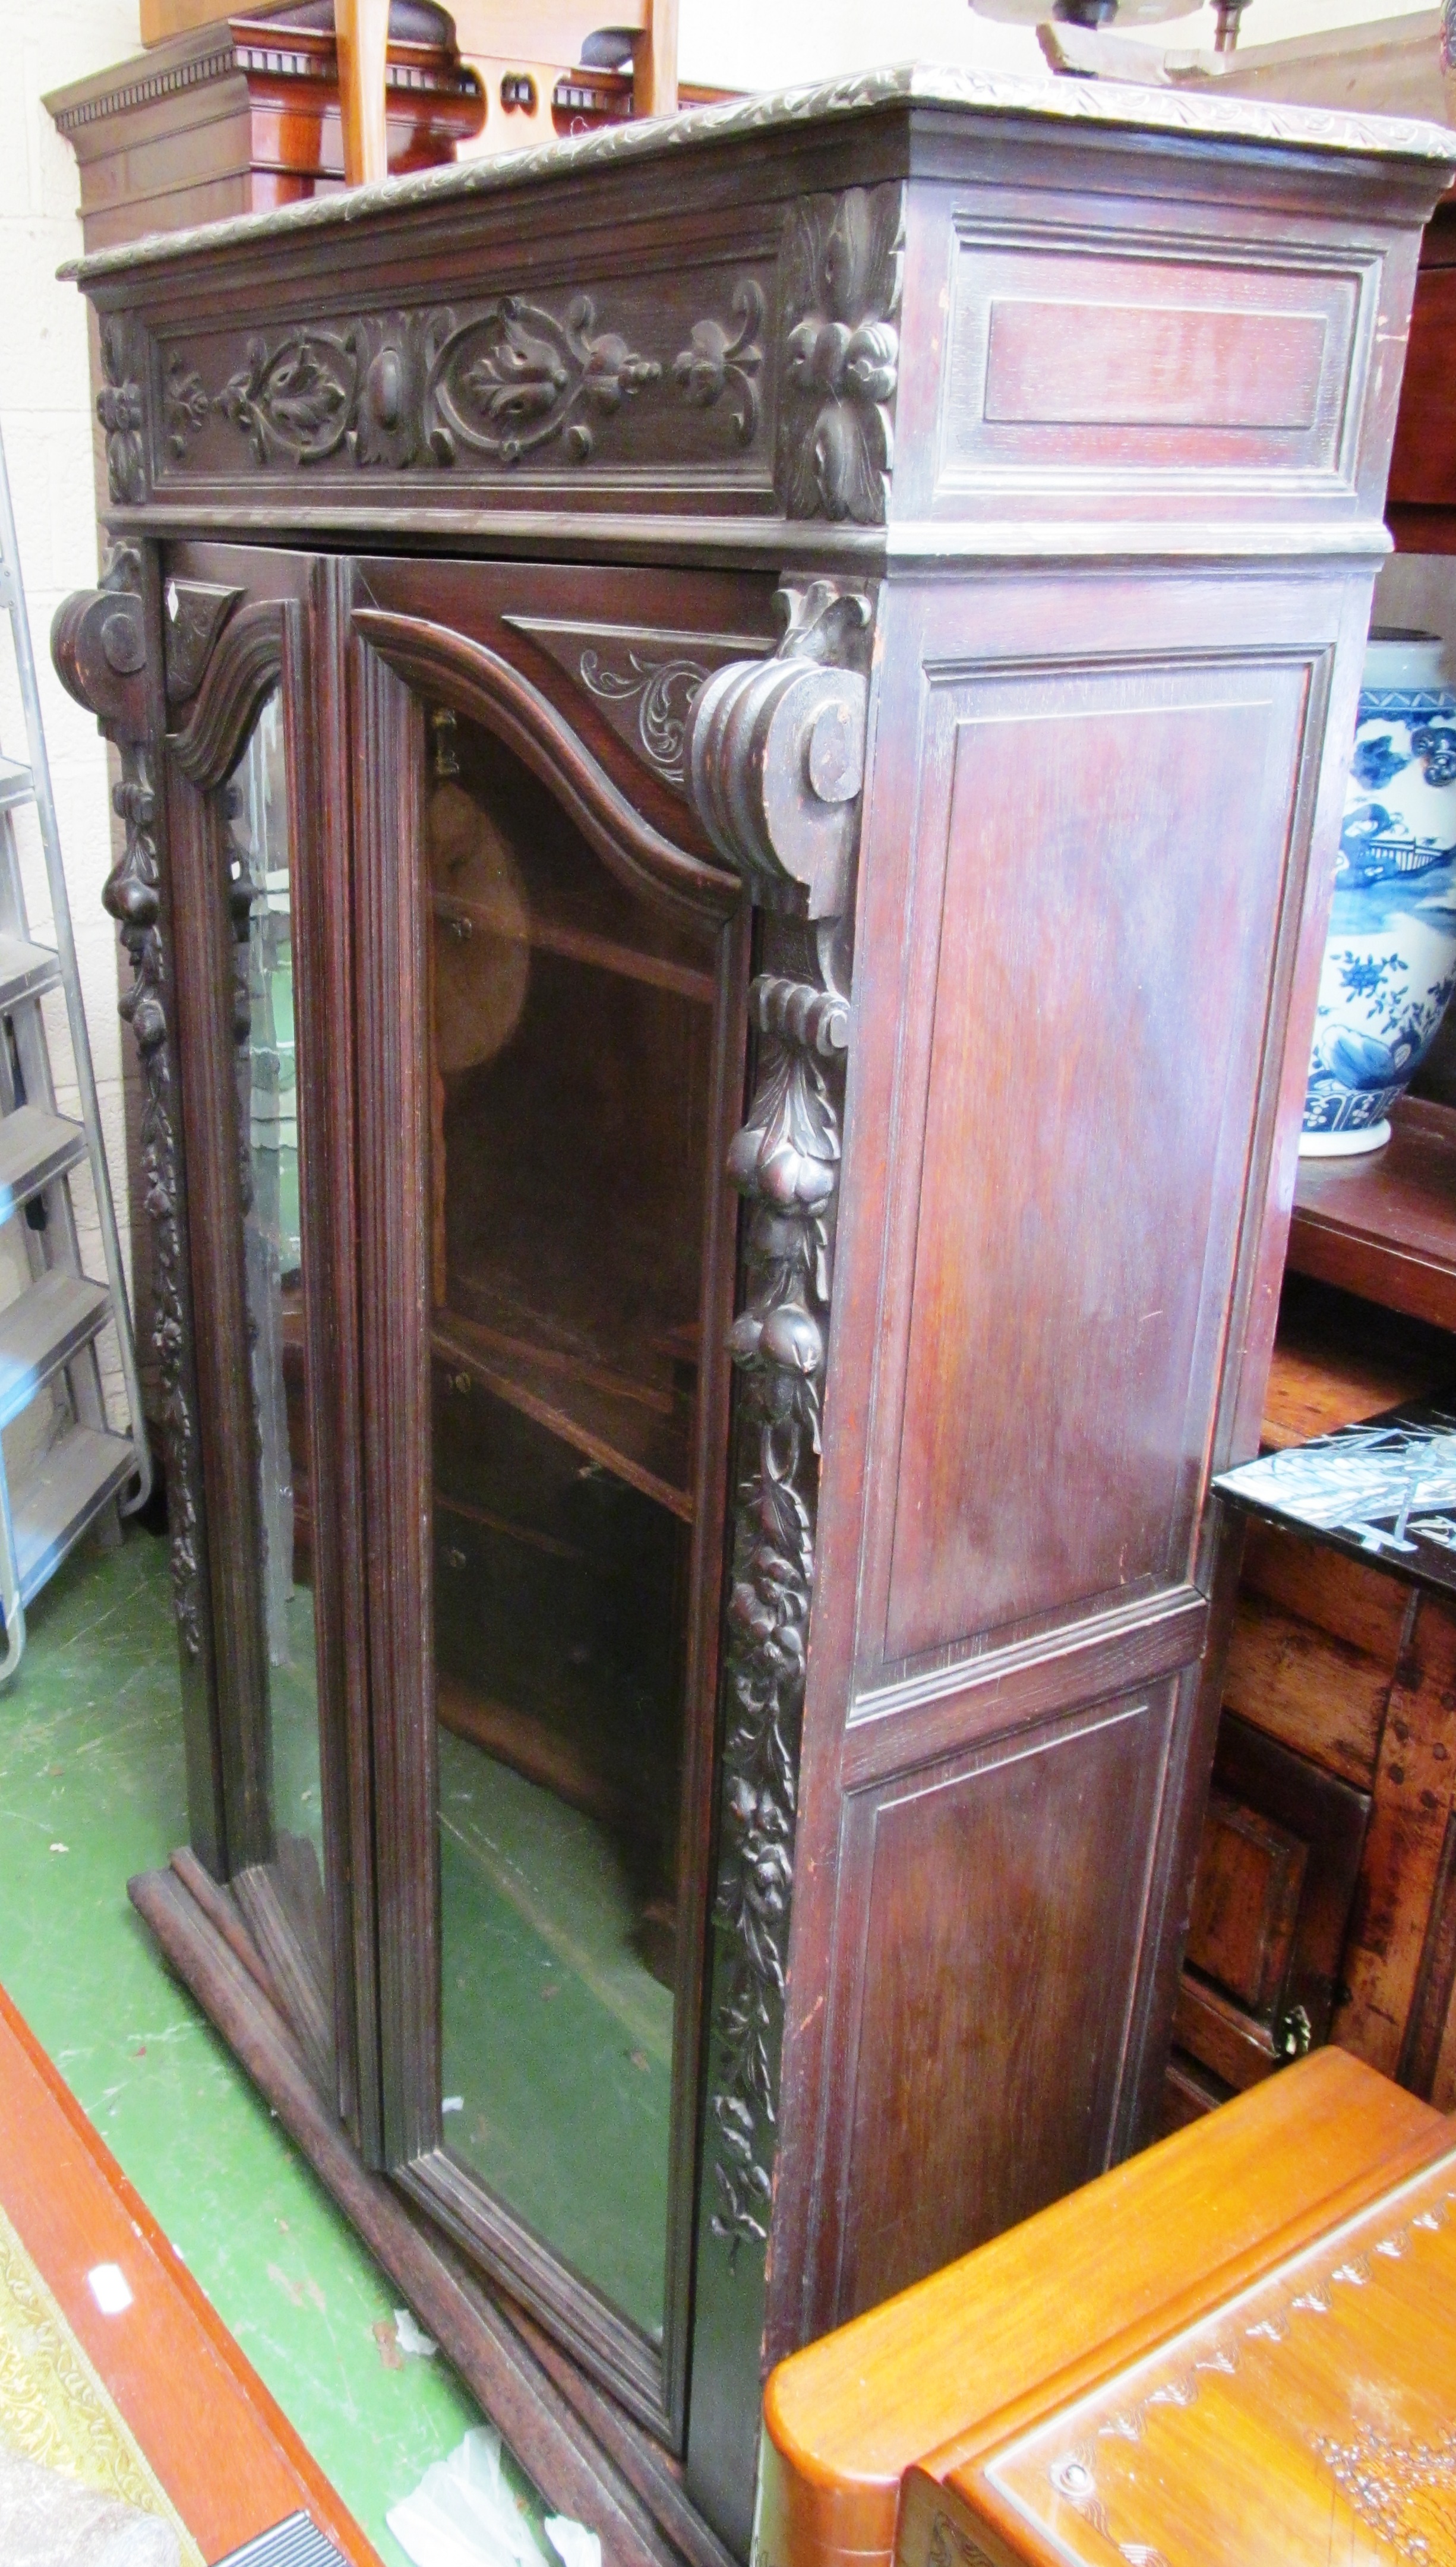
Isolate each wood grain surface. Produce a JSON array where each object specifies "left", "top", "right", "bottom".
[{"left": 757, "top": 2051, "right": 1444, "bottom": 2567}]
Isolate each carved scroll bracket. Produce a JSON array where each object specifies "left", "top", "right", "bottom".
[
  {"left": 686, "top": 576, "right": 870, "bottom": 2266},
  {"left": 686, "top": 578, "right": 872, "bottom": 923},
  {"left": 52, "top": 547, "right": 147, "bottom": 744}
]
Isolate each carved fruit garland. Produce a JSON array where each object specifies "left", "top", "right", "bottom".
[
  {"left": 103, "top": 727, "right": 204, "bottom": 1660},
  {"left": 710, "top": 976, "right": 847, "bottom": 2260}
]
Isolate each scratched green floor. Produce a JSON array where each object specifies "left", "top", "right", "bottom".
[{"left": 0, "top": 1525, "right": 517, "bottom": 2567}]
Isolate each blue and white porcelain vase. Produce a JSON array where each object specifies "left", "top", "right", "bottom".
[{"left": 1302, "top": 630, "right": 1456, "bottom": 1156}]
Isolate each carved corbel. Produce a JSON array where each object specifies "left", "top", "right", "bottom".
[
  {"left": 686, "top": 578, "right": 871, "bottom": 922},
  {"left": 684, "top": 579, "right": 870, "bottom": 2267},
  {"left": 51, "top": 553, "right": 204, "bottom": 1666},
  {"left": 52, "top": 548, "right": 147, "bottom": 743}
]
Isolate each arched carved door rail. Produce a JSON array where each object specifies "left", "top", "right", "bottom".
[{"left": 352, "top": 607, "right": 741, "bottom": 926}]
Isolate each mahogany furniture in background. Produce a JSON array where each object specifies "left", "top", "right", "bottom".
[
  {"left": 49, "top": 67, "right": 1454, "bottom": 2567},
  {"left": 754, "top": 2047, "right": 1449, "bottom": 2567},
  {"left": 0, "top": 1981, "right": 379, "bottom": 2565},
  {"left": 46, "top": 3, "right": 487, "bottom": 250},
  {"left": 45, "top": 1, "right": 719, "bottom": 256}
]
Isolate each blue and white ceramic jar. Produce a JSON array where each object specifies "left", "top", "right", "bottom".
[{"left": 1302, "top": 630, "right": 1456, "bottom": 1156}]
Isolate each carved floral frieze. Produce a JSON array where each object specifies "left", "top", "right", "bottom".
[
  {"left": 151, "top": 279, "right": 767, "bottom": 479},
  {"left": 776, "top": 185, "right": 903, "bottom": 526},
  {"left": 110, "top": 183, "right": 906, "bottom": 520}
]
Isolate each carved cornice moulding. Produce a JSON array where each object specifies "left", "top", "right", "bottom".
[{"left": 61, "top": 60, "right": 1456, "bottom": 291}]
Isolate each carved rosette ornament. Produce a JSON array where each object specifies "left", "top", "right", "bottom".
[
  {"left": 776, "top": 185, "right": 903, "bottom": 525},
  {"left": 684, "top": 577, "right": 873, "bottom": 2262}
]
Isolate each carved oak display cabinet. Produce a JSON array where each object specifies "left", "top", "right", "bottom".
[{"left": 50, "top": 67, "right": 1455, "bottom": 2567}]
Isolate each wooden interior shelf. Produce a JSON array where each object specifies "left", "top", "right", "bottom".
[
  {"left": 433, "top": 890, "right": 715, "bottom": 1006},
  {"left": 1261, "top": 1271, "right": 1455, "bottom": 1451},
  {"left": 1286, "top": 1096, "right": 1456, "bottom": 1334},
  {"left": 433, "top": 1307, "right": 694, "bottom": 1521}
]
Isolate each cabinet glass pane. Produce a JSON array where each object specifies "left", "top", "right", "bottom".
[
  {"left": 428, "top": 712, "right": 712, "bottom": 2342},
  {"left": 229, "top": 695, "right": 329, "bottom": 1989}
]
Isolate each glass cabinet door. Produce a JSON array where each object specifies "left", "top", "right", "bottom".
[
  {"left": 350, "top": 558, "right": 758, "bottom": 2432},
  {"left": 160, "top": 545, "right": 346, "bottom": 2108},
  {"left": 428, "top": 708, "right": 710, "bottom": 2345},
  {"left": 224, "top": 689, "right": 331, "bottom": 2038}
]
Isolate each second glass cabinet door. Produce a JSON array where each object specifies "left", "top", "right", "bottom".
[{"left": 425, "top": 709, "right": 713, "bottom": 2345}]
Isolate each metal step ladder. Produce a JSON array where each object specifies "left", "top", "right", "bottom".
[{"left": 0, "top": 421, "right": 150, "bottom": 1678}]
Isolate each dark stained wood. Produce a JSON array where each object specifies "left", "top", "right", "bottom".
[
  {"left": 350, "top": 560, "right": 756, "bottom": 2445},
  {"left": 0, "top": 1979, "right": 381, "bottom": 2565},
  {"left": 1173, "top": 1710, "right": 1371, "bottom": 2108},
  {"left": 1386, "top": 203, "right": 1456, "bottom": 529},
  {"left": 1286, "top": 1094, "right": 1456, "bottom": 1329},
  {"left": 349, "top": 621, "right": 438, "bottom": 2172},
  {"left": 1332, "top": 1591, "right": 1456, "bottom": 2076},
  {"left": 1208, "top": 1714, "right": 1370, "bottom": 2046},
  {"left": 870, "top": 652, "right": 1307, "bottom": 1666},
  {"left": 1221, "top": 1587, "right": 1393, "bottom": 1788},
  {"left": 1185, "top": 1788, "right": 1307, "bottom": 2019},
  {"left": 137, "top": 545, "right": 230, "bottom": 1879},
  {"left": 831, "top": 1686, "right": 1175, "bottom": 2319},
  {"left": 50, "top": 70, "right": 1454, "bottom": 2567}
]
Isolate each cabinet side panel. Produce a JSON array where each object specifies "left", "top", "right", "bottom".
[
  {"left": 833, "top": 1686, "right": 1172, "bottom": 2319},
  {"left": 881, "top": 660, "right": 1307, "bottom": 1669}
]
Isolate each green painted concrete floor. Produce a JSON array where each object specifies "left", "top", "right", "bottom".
[{"left": 0, "top": 1524, "right": 536, "bottom": 2567}]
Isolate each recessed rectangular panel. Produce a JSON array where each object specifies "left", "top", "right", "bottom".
[
  {"left": 942, "top": 239, "right": 1366, "bottom": 489},
  {"left": 835, "top": 1689, "right": 1169, "bottom": 2321},
  {"left": 983, "top": 299, "right": 1326, "bottom": 433},
  {"left": 882, "top": 664, "right": 1306, "bottom": 1669}
]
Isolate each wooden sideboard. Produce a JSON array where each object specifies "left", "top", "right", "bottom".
[
  {"left": 1164, "top": 163, "right": 1456, "bottom": 2131},
  {"left": 48, "top": 67, "right": 1455, "bottom": 2567}
]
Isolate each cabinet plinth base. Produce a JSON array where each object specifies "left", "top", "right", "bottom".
[{"left": 128, "top": 1856, "right": 738, "bottom": 2567}]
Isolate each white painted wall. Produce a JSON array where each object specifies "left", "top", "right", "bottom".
[
  {"left": 679, "top": 0, "right": 1432, "bottom": 93},
  {"left": 1, "top": 0, "right": 141, "bottom": 1430}
]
